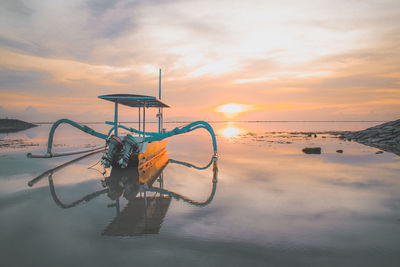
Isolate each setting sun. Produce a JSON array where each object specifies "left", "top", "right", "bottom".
[{"left": 216, "top": 103, "right": 253, "bottom": 118}]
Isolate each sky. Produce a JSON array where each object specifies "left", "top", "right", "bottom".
[{"left": 0, "top": 0, "right": 399, "bottom": 122}]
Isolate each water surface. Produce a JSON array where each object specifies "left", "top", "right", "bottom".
[{"left": 0, "top": 122, "right": 399, "bottom": 266}]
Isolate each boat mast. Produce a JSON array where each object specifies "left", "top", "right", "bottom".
[{"left": 158, "top": 68, "right": 162, "bottom": 133}]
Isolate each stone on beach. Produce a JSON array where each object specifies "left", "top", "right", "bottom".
[{"left": 302, "top": 147, "right": 321, "bottom": 154}]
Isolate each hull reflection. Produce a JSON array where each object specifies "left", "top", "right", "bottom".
[
  {"left": 34, "top": 148, "right": 218, "bottom": 236},
  {"left": 102, "top": 197, "right": 172, "bottom": 236}
]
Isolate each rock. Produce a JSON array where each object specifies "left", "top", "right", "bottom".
[
  {"left": 338, "top": 119, "right": 400, "bottom": 156},
  {"left": 302, "top": 147, "right": 321, "bottom": 154},
  {"left": 336, "top": 150, "right": 343, "bottom": 153}
]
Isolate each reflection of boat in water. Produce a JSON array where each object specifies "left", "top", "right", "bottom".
[
  {"left": 103, "top": 196, "right": 172, "bottom": 236},
  {"left": 36, "top": 147, "right": 218, "bottom": 236}
]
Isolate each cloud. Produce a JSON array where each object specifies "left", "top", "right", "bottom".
[
  {"left": 0, "top": 0, "right": 399, "bottom": 121},
  {"left": 324, "top": 178, "right": 388, "bottom": 189},
  {"left": 0, "top": 36, "right": 51, "bottom": 57},
  {"left": 0, "top": 68, "right": 52, "bottom": 91},
  {"left": 1, "top": 0, "right": 33, "bottom": 16},
  {"left": 84, "top": 0, "right": 138, "bottom": 39},
  {"left": 317, "top": 75, "right": 400, "bottom": 90}
]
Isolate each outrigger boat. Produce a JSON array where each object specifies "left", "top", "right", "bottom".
[{"left": 27, "top": 70, "right": 218, "bottom": 176}]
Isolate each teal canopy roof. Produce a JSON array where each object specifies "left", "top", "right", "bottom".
[{"left": 98, "top": 94, "right": 170, "bottom": 108}]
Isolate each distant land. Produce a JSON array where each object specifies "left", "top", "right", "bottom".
[{"left": 0, "top": 119, "right": 38, "bottom": 133}]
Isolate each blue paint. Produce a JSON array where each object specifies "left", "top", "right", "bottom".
[
  {"left": 99, "top": 96, "right": 156, "bottom": 100},
  {"left": 104, "top": 120, "right": 217, "bottom": 155},
  {"left": 46, "top": 119, "right": 108, "bottom": 155},
  {"left": 145, "top": 121, "right": 218, "bottom": 155},
  {"left": 143, "top": 102, "right": 146, "bottom": 136},
  {"left": 31, "top": 79, "right": 218, "bottom": 159}
]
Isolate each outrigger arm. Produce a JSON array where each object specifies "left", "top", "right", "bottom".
[
  {"left": 27, "top": 118, "right": 108, "bottom": 158},
  {"left": 27, "top": 92, "right": 218, "bottom": 161},
  {"left": 105, "top": 120, "right": 218, "bottom": 156},
  {"left": 27, "top": 119, "right": 218, "bottom": 159}
]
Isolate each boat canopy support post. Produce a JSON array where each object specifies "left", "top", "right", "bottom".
[
  {"left": 27, "top": 118, "right": 108, "bottom": 158},
  {"left": 114, "top": 101, "right": 118, "bottom": 136},
  {"left": 143, "top": 102, "right": 146, "bottom": 136},
  {"left": 138, "top": 107, "right": 141, "bottom": 134}
]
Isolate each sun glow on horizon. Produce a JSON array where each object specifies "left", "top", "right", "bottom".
[{"left": 216, "top": 103, "right": 253, "bottom": 118}]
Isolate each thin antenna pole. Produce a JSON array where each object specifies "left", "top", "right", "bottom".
[
  {"left": 159, "top": 68, "right": 162, "bottom": 99},
  {"left": 158, "top": 68, "right": 162, "bottom": 133}
]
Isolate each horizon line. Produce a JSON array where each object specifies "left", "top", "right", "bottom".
[{"left": 31, "top": 120, "right": 388, "bottom": 124}]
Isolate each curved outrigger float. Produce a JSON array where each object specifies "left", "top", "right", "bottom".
[{"left": 27, "top": 70, "right": 218, "bottom": 174}]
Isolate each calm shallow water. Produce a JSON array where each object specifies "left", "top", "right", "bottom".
[{"left": 0, "top": 122, "right": 399, "bottom": 266}]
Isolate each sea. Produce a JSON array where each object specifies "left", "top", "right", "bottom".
[{"left": 0, "top": 121, "right": 399, "bottom": 267}]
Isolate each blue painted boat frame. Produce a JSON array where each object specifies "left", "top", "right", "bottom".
[{"left": 27, "top": 70, "right": 218, "bottom": 159}]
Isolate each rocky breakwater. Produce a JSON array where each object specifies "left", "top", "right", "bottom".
[
  {"left": 340, "top": 119, "right": 400, "bottom": 156},
  {"left": 0, "top": 119, "right": 37, "bottom": 133}
]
